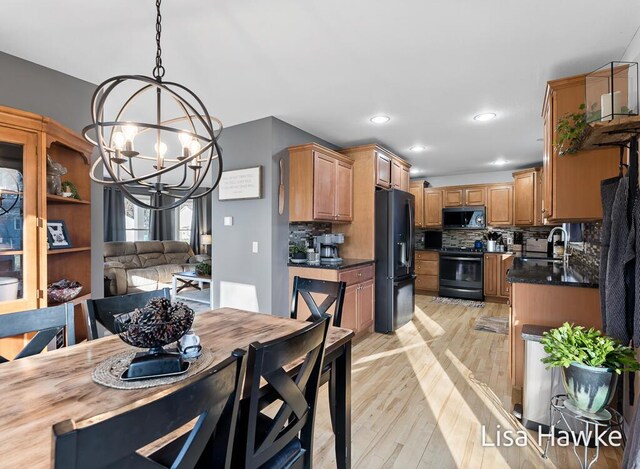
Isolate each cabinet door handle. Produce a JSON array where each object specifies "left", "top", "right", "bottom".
[{"left": 358, "top": 272, "right": 362, "bottom": 277}]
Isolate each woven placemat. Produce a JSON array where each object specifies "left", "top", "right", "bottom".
[{"left": 92, "top": 348, "right": 215, "bottom": 390}]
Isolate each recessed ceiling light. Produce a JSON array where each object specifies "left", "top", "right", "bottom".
[
  {"left": 370, "top": 115, "right": 390, "bottom": 124},
  {"left": 410, "top": 168, "right": 421, "bottom": 175},
  {"left": 474, "top": 112, "right": 497, "bottom": 122},
  {"left": 409, "top": 145, "right": 427, "bottom": 152},
  {"left": 492, "top": 158, "right": 509, "bottom": 166}
]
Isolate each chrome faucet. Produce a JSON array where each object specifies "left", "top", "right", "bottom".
[{"left": 547, "top": 226, "right": 569, "bottom": 263}]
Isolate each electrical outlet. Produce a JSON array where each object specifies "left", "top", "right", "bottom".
[
  {"left": 224, "top": 216, "right": 233, "bottom": 226},
  {"left": 252, "top": 241, "right": 258, "bottom": 253}
]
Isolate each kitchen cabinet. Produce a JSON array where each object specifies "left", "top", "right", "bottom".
[
  {"left": 391, "top": 157, "right": 410, "bottom": 191},
  {"left": 415, "top": 251, "right": 439, "bottom": 293},
  {"left": 542, "top": 73, "right": 619, "bottom": 222},
  {"left": 409, "top": 181, "right": 428, "bottom": 227},
  {"left": 443, "top": 188, "right": 463, "bottom": 207},
  {"left": 375, "top": 151, "right": 392, "bottom": 188},
  {"left": 487, "top": 184, "right": 513, "bottom": 226},
  {"left": 288, "top": 263, "right": 375, "bottom": 334},
  {"left": 484, "top": 253, "right": 513, "bottom": 300},
  {"left": 289, "top": 143, "right": 354, "bottom": 223},
  {"left": 424, "top": 189, "right": 443, "bottom": 227},
  {"left": 464, "top": 186, "right": 486, "bottom": 206},
  {"left": 513, "top": 168, "right": 543, "bottom": 226}
]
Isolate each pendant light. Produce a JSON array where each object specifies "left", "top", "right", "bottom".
[{"left": 83, "top": 0, "right": 223, "bottom": 210}]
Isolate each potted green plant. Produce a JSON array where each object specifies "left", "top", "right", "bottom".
[
  {"left": 195, "top": 261, "right": 211, "bottom": 277},
  {"left": 554, "top": 104, "right": 588, "bottom": 156},
  {"left": 541, "top": 323, "right": 640, "bottom": 414},
  {"left": 289, "top": 244, "right": 307, "bottom": 263},
  {"left": 61, "top": 180, "right": 81, "bottom": 200}
]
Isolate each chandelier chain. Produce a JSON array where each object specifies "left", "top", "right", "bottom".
[{"left": 153, "top": 0, "right": 165, "bottom": 80}]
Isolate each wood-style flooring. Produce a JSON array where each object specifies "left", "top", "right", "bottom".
[{"left": 312, "top": 294, "right": 623, "bottom": 468}]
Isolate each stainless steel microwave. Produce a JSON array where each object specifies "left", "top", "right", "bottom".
[{"left": 442, "top": 206, "right": 486, "bottom": 229}]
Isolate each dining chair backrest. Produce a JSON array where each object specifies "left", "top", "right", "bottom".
[
  {"left": 290, "top": 276, "right": 346, "bottom": 328},
  {"left": 53, "top": 350, "right": 246, "bottom": 469},
  {"left": 84, "top": 288, "right": 171, "bottom": 340},
  {"left": 240, "top": 316, "right": 331, "bottom": 469},
  {"left": 0, "top": 303, "right": 75, "bottom": 363}
]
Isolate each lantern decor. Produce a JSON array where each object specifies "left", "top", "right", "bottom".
[
  {"left": 585, "top": 61, "right": 639, "bottom": 123},
  {"left": 82, "top": 0, "right": 223, "bottom": 211}
]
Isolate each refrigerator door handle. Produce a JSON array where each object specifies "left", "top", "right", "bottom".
[{"left": 398, "top": 241, "right": 409, "bottom": 267}]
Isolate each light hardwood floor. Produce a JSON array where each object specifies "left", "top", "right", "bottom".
[{"left": 312, "top": 294, "right": 623, "bottom": 468}]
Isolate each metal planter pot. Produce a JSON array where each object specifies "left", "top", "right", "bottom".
[{"left": 561, "top": 362, "right": 618, "bottom": 414}]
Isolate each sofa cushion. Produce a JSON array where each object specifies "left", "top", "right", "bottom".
[
  {"left": 135, "top": 241, "right": 165, "bottom": 254},
  {"left": 104, "top": 242, "right": 142, "bottom": 269},
  {"left": 127, "top": 268, "right": 158, "bottom": 288},
  {"left": 138, "top": 252, "right": 168, "bottom": 268},
  {"left": 155, "top": 264, "right": 193, "bottom": 284},
  {"left": 164, "top": 241, "right": 191, "bottom": 264}
]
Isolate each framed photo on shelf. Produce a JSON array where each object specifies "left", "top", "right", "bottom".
[{"left": 47, "top": 220, "right": 72, "bottom": 249}]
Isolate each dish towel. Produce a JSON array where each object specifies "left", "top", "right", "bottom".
[
  {"left": 606, "top": 176, "right": 631, "bottom": 343},
  {"left": 600, "top": 176, "right": 621, "bottom": 330},
  {"left": 624, "top": 403, "right": 640, "bottom": 469}
]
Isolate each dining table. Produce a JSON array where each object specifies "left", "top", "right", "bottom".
[{"left": 0, "top": 307, "right": 354, "bottom": 468}]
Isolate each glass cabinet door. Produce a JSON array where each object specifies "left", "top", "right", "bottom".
[{"left": 0, "top": 126, "right": 38, "bottom": 313}]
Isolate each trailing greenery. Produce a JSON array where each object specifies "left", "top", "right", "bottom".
[
  {"left": 554, "top": 104, "right": 587, "bottom": 156},
  {"left": 289, "top": 244, "right": 306, "bottom": 256},
  {"left": 540, "top": 322, "right": 640, "bottom": 374},
  {"left": 195, "top": 261, "right": 211, "bottom": 276},
  {"left": 61, "top": 180, "right": 81, "bottom": 200}
]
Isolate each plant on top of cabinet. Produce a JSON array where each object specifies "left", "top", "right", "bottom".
[
  {"left": 289, "top": 143, "right": 354, "bottom": 223},
  {"left": 554, "top": 103, "right": 588, "bottom": 156}
]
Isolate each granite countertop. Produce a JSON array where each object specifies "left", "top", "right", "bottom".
[
  {"left": 507, "top": 257, "right": 599, "bottom": 288},
  {"left": 287, "top": 258, "right": 375, "bottom": 270},
  {"left": 415, "top": 247, "right": 440, "bottom": 252}
]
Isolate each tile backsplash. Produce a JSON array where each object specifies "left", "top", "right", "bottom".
[
  {"left": 435, "top": 226, "right": 554, "bottom": 248},
  {"left": 571, "top": 221, "right": 601, "bottom": 273},
  {"left": 289, "top": 222, "right": 332, "bottom": 248}
]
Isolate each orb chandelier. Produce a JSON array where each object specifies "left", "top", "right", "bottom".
[{"left": 83, "top": 0, "right": 223, "bottom": 211}]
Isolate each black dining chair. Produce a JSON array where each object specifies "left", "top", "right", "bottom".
[
  {"left": 0, "top": 303, "right": 75, "bottom": 363},
  {"left": 290, "top": 276, "right": 346, "bottom": 429},
  {"left": 236, "top": 316, "right": 331, "bottom": 469},
  {"left": 290, "top": 277, "right": 346, "bottom": 327},
  {"left": 84, "top": 288, "right": 171, "bottom": 340},
  {"left": 53, "top": 350, "right": 246, "bottom": 469}
]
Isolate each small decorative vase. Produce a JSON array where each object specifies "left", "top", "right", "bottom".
[{"left": 561, "top": 362, "right": 618, "bottom": 414}]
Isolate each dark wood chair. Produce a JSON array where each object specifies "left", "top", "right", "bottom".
[
  {"left": 290, "top": 276, "right": 346, "bottom": 327},
  {"left": 0, "top": 303, "right": 75, "bottom": 363},
  {"left": 238, "top": 316, "right": 331, "bottom": 469},
  {"left": 290, "top": 276, "right": 346, "bottom": 430},
  {"left": 53, "top": 350, "right": 246, "bottom": 469},
  {"left": 84, "top": 288, "right": 171, "bottom": 340}
]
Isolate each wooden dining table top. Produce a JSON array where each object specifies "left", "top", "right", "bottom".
[{"left": 0, "top": 307, "right": 354, "bottom": 468}]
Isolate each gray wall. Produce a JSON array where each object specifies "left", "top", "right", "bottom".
[
  {"left": 425, "top": 169, "right": 520, "bottom": 187},
  {"left": 211, "top": 116, "right": 335, "bottom": 316},
  {"left": 0, "top": 51, "right": 104, "bottom": 298}
]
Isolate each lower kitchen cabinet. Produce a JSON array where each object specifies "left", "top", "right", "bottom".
[
  {"left": 484, "top": 253, "right": 513, "bottom": 301},
  {"left": 288, "top": 263, "right": 375, "bottom": 334},
  {"left": 415, "top": 251, "right": 439, "bottom": 293}
]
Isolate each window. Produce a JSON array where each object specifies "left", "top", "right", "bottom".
[
  {"left": 125, "top": 196, "right": 150, "bottom": 241},
  {"left": 177, "top": 200, "right": 193, "bottom": 242}
]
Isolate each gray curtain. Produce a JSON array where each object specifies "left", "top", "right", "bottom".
[
  {"left": 190, "top": 194, "right": 212, "bottom": 254},
  {"left": 149, "top": 193, "right": 175, "bottom": 241},
  {"left": 103, "top": 187, "right": 126, "bottom": 242}
]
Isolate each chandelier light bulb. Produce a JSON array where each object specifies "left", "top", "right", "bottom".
[
  {"left": 122, "top": 124, "right": 138, "bottom": 141},
  {"left": 178, "top": 132, "right": 192, "bottom": 148},
  {"left": 189, "top": 139, "right": 202, "bottom": 154},
  {"left": 155, "top": 141, "right": 168, "bottom": 157},
  {"left": 112, "top": 131, "right": 125, "bottom": 150}
]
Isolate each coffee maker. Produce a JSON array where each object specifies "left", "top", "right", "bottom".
[{"left": 315, "top": 233, "right": 344, "bottom": 264}]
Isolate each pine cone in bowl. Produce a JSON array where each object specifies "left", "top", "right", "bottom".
[{"left": 47, "top": 279, "right": 82, "bottom": 304}]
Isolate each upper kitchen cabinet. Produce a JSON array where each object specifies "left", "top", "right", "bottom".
[
  {"left": 543, "top": 74, "right": 619, "bottom": 222},
  {"left": 289, "top": 143, "right": 354, "bottom": 223},
  {"left": 409, "top": 180, "right": 428, "bottom": 227},
  {"left": 443, "top": 188, "right": 463, "bottom": 207},
  {"left": 513, "top": 167, "right": 544, "bottom": 226},
  {"left": 443, "top": 185, "right": 486, "bottom": 207},
  {"left": 341, "top": 144, "right": 411, "bottom": 191},
  {"left": 424, "top": 188, "right": 443, "bottom": 227},
  {"left": 487, "top": 184, "right": 513, "bottom": 226}
]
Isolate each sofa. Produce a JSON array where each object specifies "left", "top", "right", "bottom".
[{"left": 104, "top": 241, "right": 211, "bottom": 296}]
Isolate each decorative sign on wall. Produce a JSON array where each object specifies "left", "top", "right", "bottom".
[{"left": 218, "top": 166, "right": 262, "bottom": 201}]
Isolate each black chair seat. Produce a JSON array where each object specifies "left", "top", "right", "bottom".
[{"left": 255, "top": 413, "right": 304, "bottom": 469}]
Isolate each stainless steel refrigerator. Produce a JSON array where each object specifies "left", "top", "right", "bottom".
[{"left": 374, "top": 189, "right": 416, "bottom": 333}]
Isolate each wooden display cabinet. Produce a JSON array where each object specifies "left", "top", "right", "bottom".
[{"left": 0, "top": 106, "right": 93, "bottom": 357}]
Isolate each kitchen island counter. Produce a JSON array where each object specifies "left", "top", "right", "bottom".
[{"left": 507, "top": 257, "right": 598, "bottom": 288}]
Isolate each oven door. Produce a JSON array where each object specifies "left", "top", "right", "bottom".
[{"left": 439, "top": 255, "right": 483, "bottom": 290}]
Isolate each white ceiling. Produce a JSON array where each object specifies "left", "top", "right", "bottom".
[{"left": 2, "top": 1, "right": 640, "bottom": 176}]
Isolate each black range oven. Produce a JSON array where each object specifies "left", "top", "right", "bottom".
[{"left": 439, "top": 248, "right": 484, "bottom": 301}]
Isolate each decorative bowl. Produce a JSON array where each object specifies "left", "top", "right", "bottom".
[
  {"left": 47, "top": 279, "right": 82, "bottom": 304},
  {"left": 114, "top": 297, "right": 194, "bottom": 350}
]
